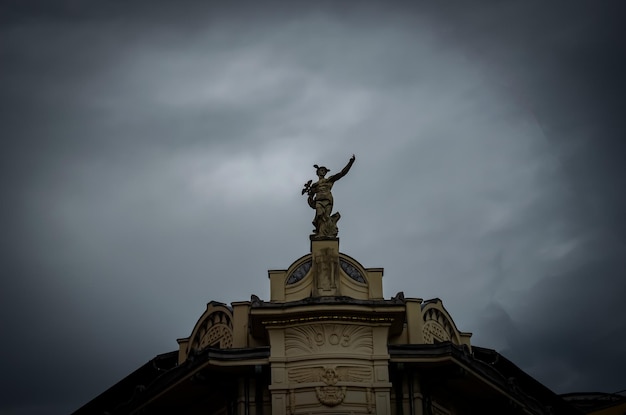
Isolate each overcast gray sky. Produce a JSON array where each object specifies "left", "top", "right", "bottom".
[{"left": 1, "top": 1, "right": 625, "bottom": 414}]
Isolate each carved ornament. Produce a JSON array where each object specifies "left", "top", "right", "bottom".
[
  {"left": 199, "top": 323, "right": 233, "bottom": 349},
  {"left": 316, "top": 386, "right": 346, "bottom": 406},
  {"left": 285, "top": 324, "right": 373, "bottom": 355},
  {"left": 288, "top": 365, "right": 371, "bottom": 407},
  {"left": 288, "top": 366, "right": 372, "bottom": 384},
  {"left": 190, "top": 308, "right": 234, "bottom": 351},
  {"left": 313, "top": 247, "right": 339, "bottom": 294},
  {"left": 423, "top": 308, "right": 456, "bottom": 344}
]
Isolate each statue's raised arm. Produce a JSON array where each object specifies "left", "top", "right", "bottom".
[
  {"left": 328, "top": 154, "right": 356, "bottom": 183},
  {"left": 303, "top": 154, "right": 356, "bottom": 239}
]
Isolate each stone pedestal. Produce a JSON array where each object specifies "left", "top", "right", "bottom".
[{"left": 311, "top": 238, "right": 340, "bottom": 297}]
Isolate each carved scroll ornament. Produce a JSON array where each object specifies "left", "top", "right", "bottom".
[{"left": 285, "top": 324, "right": 373, "bottom": 355}]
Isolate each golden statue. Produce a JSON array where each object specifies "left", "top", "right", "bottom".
[{"left": 302, "top": 155, "right": 355, "bottom": 239}]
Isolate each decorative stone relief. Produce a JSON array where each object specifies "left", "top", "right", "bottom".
[
  {"left": 366, "top": 387, "right": 374, "bottom": 413},
  {"left": 190, "top": 309, "right": 234, "bottom": 351},
  {"left": 423, "top": 321, "right": 450, "bottom": 343},
  {"left": 422, "top": 308, "right": 455, "bottom": 344},
  {"left": 313, "top": 247, "right": 339, "bottom": 295},
  {"left": 288, "top": 366, "right": 371, "bottom": 407},
  {"left": 199, "top": 323, "right": 233, "bottom": 349},
  {"left": 287, "top": 389, "right": 295, "bottom": 415},
  {"left": 316, "top": 386, "right": 346, "bottom": 407},
  {"left": 285, "top": 324, "right": 373, "bottom": 356},
  {"left": 288, "top": 366, "right": 372, "bottom": 384}
]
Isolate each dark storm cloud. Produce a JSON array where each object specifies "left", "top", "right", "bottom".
[
  {"left": 420, "top": 0, "right": 626, "bottom": 235},
  {"left": 1, "top": 1, "right": 625, "bottom": 414},
  {"left": 413, "top": 3, "right": 626, "bottom": 393},
  {"left": 477, "top": 250, "right": 626, "bottom": 392}
]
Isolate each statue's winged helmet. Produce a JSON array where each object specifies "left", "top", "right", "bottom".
[{"left": 313, "top": 164, "right": 330, "bottom": 176}]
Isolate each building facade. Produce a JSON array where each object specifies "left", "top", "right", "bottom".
[{"left": 74, "top": 237, "right": 582, "bottom": 415}]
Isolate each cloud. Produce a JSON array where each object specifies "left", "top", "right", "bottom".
[{"left": 1, "top": 1, "right": 625, "bottom": 413}]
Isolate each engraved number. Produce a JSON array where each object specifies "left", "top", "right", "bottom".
[{"left": 340, "top": 334, "right": 350, "bottom": 347}]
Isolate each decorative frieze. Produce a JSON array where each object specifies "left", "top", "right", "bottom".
[
  {"left": 288, "top": 366, "right": 372, "bottom": 384},
  {"left": 285, "top": 324, "right": 373, "bottom": 356}
]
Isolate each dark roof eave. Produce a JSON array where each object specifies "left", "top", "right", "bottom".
[
  {"left": 389, "top": 343, "right": 583, "bottom": 415},
  {"left": 123, "top": 346, "right": 270, "bottom": 414},
  {"left": 73, "top": 347, "right": 270, "bottom": 415}
]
